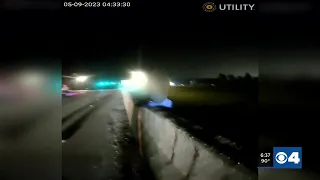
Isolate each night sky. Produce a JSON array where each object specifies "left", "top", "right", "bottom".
[
  {"left": 62, "top": 34, "right": 259, "bottom": 79},
  {"left": 3, "top": 1, "right": 319, "bottom": 80},
  {"left": 59, "top": 1, "right": 258, "bottom": 79}
]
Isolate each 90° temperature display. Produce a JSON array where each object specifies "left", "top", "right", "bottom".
[{"left": 259, "top": 152, "right": 273, "bottom": 168}]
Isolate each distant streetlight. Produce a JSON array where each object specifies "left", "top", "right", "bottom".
[{"left": 75, "top": 76, "right": 88, "bottom": 82}]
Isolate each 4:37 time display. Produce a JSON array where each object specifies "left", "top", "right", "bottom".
[{"left": 260, "top": 153, "right": 271, "bottom": 158}]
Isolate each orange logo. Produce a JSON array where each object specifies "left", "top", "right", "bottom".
[{"left": 203, "top": 2, "right": 216, "bottom": 12}]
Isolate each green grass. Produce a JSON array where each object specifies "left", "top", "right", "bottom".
[{"left": 168, "top": 87, "right": 252, "bottom": 106}]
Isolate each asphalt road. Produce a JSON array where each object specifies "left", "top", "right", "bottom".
[{"left": 62, "top": 90, "right": 155, "bottom": 180}]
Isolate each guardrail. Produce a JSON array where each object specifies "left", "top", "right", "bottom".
[{"left": 122, "top": 91, "right": 257, "bottom": 180}]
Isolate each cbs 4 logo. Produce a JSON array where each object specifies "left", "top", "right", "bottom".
[
  {"left": 273, "top": 147, "right": 302, "bottom": 168},
  {"left": 275, "top": 151, "right": 300, "bottom": 164}
]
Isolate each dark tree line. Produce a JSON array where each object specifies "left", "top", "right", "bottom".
[
  {"left": 189, "top": 73, "right": 257, "bottom": 94},
  {"left": 218, "top": 73, "right": 253, "bottom": 81},
  {"left": 215, "top": 73, "right": 257, "bottom": 94}
]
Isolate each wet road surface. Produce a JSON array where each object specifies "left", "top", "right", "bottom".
[{"left": 62, "top": 90, "right": 155, "bottom": 180}]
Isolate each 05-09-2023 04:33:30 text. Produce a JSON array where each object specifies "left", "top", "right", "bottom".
[{"left": 63, "top": 1, "right": 131, "bottom": 8}]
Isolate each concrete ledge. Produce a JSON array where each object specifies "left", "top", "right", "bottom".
[
  {"left": 172, "top": 128, "right": 195, "bottom": 177},
  {"left": 122, "top": 91, "right": 318, "bottom": 180},
  {"left": 137, "top": 108, "right": 256, "bottom": 180},
  {"left": 121, "top": 91, "right": 256, "bottom": 180}
]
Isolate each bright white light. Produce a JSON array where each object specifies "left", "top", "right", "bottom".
[
  {"left": 169, "top": 81, "right": 175, "bottom": 86},
  {"left": 76, "top": 76, "right": 88, "bottom": 82},
  {"left": 121, "top": 79, "right": 131, "bottom": 86},
  {"left": 129, "top": 71, "right": 148, "bottom": 88}
]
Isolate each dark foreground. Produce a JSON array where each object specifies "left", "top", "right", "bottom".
[
  {"left": 167, "top": 101, "right": 258, "bottom": 172},
  {"left": 165, "top": 96, "right": 319, "bottom": 179}
]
